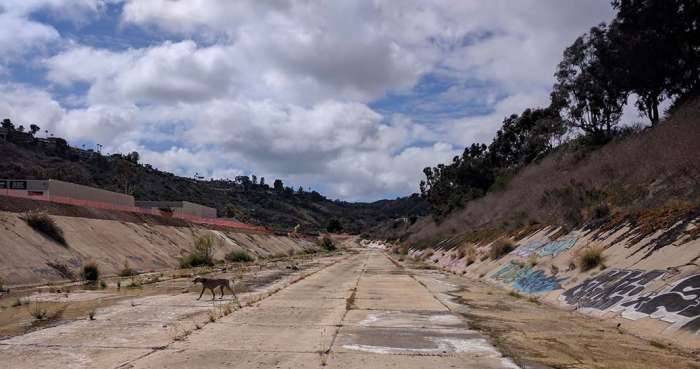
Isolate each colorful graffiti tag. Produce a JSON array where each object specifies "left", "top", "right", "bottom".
[
  {"left": 491, "top": 262, "right": 563, "bottom": 294},
  {"left": 513, "top": 238, "right": 577, "bottom": 258},
  {"left": 560, "top": 270, "right": 700, "bottom": 333}
]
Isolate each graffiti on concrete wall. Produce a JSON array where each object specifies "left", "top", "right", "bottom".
[
  {"left": 560, "top": 269, "right": 664, "bottom": 311},
  {"left": 513, "top": 240, "right": 545, "bottom": 257},
  {"left": 561, "top": 270, "right": 700, "bottom": 334},
  {"left": 621, "top": 274, "right": 700, "bottom": 333},
  {"left": 536, "top": 238, "right": 577, "bottom": 257},
  {"left": 513, "top": 238, "right": 578, "bottom": 258},
  {"left": 512, "top": 269, "right": 562, "bottom": 294},
  {"left": 491, "top": 262, "right": 563, "bottom": 294}
]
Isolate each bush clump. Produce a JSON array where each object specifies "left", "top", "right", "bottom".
[
  {"left": 180, "top": 234, "right": 216, "bottom": 268},
  {"left": 319, "top": 236, "right": 337, "bottom": 251},
  {"left": 23, "top": 211, "right": 67, "bottom": 247},
  {"left": 81, "top": 262, "right": 99, "bottom": 283},
  {"left": 579, "top": 248, "right": 605, "bottom": 272},
  {"left": 489, "top": 239, "right": 515, "bottom": 260},
  {"left": 119, "top": 261, "right": 137, "bottom": 277},
  {"left": 225, "top": 250, "right": 254, "bottom": 263},
  {"left": 46, "top": 261, "right": 76, "bottom": 280}
]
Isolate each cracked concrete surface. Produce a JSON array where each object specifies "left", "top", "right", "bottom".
[{"left": 0, "top": 250, "right": 519, "bottom": 368}]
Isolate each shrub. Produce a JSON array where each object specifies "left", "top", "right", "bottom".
[
  {"left": 489, "top": 239, "right": 514, "bottom": 260},
  {"left": 579, "top": 248, "right": 605, "bottom": 272},
  {"left": 225, "top": 250, "right": 254, "bottom": 263},
  {"left": 456, "top": 248, "right": 466, "bottom": 259},
  {"left": 319, "top": 236, "right": 336, "bottom": 252},
  {"left": 23, "top": 212, "right": 67, "bottom": 246},
  {"left": 99, "top": 280, "right": 107, "bottom": 289},
  {"left": 30, "top": 303, "right": 48, "bottom": 320},
  {"left": 119, "top": 261, "right": 137, "bottom": 277},
  {"left": 81, "top": 262, "right": 99, "bottom": 283},
  {"left": 46, "top": 261, "right": 76, "bottom": 280},
  {"left": 180, "top": 234, "right": 216, "bottom": 268},
  {"left": 464, "top": 246, "right": 477, "bottom": 265},
  {"left": 423, "top": 249, "right": 434, "bottom": 260},
  {"left": 527, "top": 255, "right": 538, "bottom": 267}
]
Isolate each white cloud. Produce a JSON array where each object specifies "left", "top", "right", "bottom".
[{"left": 3, "top": 0, "right": 617, "bottom": 200}]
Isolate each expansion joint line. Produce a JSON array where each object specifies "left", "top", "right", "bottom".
[{"left": 320, "top": 252, "right": 370, "bottom": 366}]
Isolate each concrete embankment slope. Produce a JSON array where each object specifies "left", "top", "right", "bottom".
[
  {"left": 406, "top": 221, "right": 700, "bottom": 348},
  {"left": 0, "top": 210, "right": 317, "bottom": 286}
]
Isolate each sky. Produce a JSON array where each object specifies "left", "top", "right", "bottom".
[{"left": 0, "top": 0, "right": 615, "bottom": 201}]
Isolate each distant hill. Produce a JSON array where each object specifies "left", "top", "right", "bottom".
[{"left": 0, "top": 131, "right": 428, "bottom": 234}]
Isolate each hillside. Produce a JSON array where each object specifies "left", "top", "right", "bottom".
[
  {"left": 0, "top": 137, "right": 427, "bottom": 233},
  {"left": 385, "top": 97, "right": 700, "bottom": 251}
]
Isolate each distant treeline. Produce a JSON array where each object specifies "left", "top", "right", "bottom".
[{"left": 420, "top": 0, "right": 699, "bottom": 219}]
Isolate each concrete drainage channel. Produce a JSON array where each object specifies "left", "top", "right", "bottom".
[
  {"left": 0, "top": 253, "right": 349, "bottom": 369},
  {"left": 1, "top": 251, "right": 531, "bottom": 368}
]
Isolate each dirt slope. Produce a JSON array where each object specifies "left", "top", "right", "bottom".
[{"left": 0, "top": 210, "right": 318, "bottom": 287}]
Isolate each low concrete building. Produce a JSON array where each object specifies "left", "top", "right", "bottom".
[
  {"left": 135, "top": 201, "right": 217, "bottom": 219},
  {"left": 0, "top": 179, "right": 135, "bottom": 207}
]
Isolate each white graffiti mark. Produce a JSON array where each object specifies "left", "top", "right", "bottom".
[
  {"left": 513, "top": 240, "right": 545, "bottom": 257},
  {"left": 560, "top": 270, "right": 664, "bottom": 314},
  {"left": 513, "top": 238, "right": 577, "bottom": 258},
  {"left": 536, "top": 238, "right": 577, "bottom": 257},
  {"left": 620, "top": 274, "right": 700, "bottom": 333},
  {"left": 561, "top": 270, "right": 700, "bottom": 334}
]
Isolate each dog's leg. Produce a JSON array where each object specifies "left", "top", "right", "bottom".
[
  {"left": 219, "top": 285, "right": 225, "bottom": 299},
  {"left": 211, "top": 288, "right": 216, "bottom": 301},
  {"left": 197, "top": 286, "right": 205, "bottom": 300}
]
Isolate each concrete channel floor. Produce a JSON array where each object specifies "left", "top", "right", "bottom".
[{"left": 0, "top": 251, "right": 519, "bottom": 368}]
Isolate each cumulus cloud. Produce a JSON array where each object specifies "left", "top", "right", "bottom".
[{"left": 1, "top": 0, "right": 616, "bottom": 200}]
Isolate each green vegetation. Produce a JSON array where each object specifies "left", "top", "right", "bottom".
[
  {"left": 180, "top": 234, "right": 216, "bottom": 268},
  {"left": 225, "top": 250, "right": 254, "bottom": 263},
  {"left": 23, "top": 211, "right": 67, "bottom": 247},
  {"left": 579, "top": 248, "right": 605, "bottom": 272},
  {"left": 326, "top": 219, "right": 343, "bottom": 233},
  {"left": 81, "top": 262, "right": 100, "bottom": 283}
]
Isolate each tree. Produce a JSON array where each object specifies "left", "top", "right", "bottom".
[
  {"left": 297, "top": 186, "right": 304, "bottom": 194},
  {"left": 1, "top": 118, "right": 14, "bottom": 130},
  {"left": 259, "top": 177, "right": 266, "bottom": 187},
  {"left": 326, "top": 219, "right": 343, "bottom": 233},
  {"left": 251, "top": 174, "right": 257, "bottom": 185},
  {"left": 125, "top": 151, "right": 140, "bottom": 164},
  {"left": 609, "top": 0, "right": 700, "bottom": 125},
  {"left": 488, "top": 107, "right": 564, "bottom": 169},
  {"left": 17, "top": 125, "right": 25, "bottom": 133},
  {"left": 29, "top": 124, "right": 40, "bottom": 136},
  {"left": 273, "top": 179, "right": 284, "bottom": 192},
  {"left": 552, "top": 24, "right": 627, "bottom": 142}
]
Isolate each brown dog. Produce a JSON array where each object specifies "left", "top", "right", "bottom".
[{"left": 193, "top": 277, "right": 241, "bottom": 306}]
